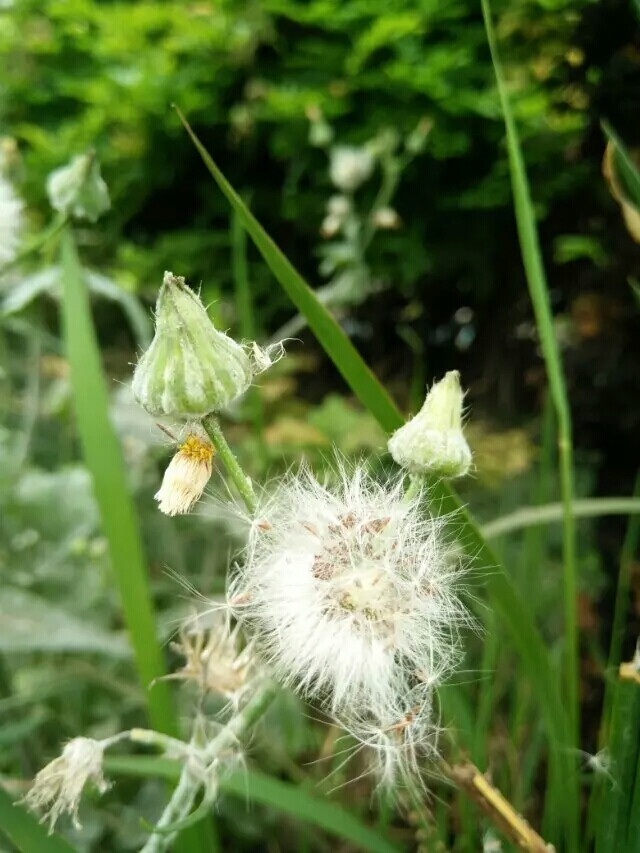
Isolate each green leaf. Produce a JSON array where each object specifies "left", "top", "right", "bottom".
[
  {"left": 595, "top": 680, "right": 640, "bottom": 853},
  {"left": 105, "top": 757, "right": 401, "bottom": 853},
  {"left": 59, "top": 228, "right": 175, "bottom": 736},
  {"left": 0, "top": 785, "right": 76, "bottom": 853},
  {"left": 602, "top": 121, "right": 640, "bottom": 210},
  {"left": 178, "top": 110, "right": 569, "bottom": 773},
  {"left": 0, "top": 589, "right": 130, "bottom": 657}
]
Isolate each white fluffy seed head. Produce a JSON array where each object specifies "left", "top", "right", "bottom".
[
  {"left": 23, "top": 737, "right": 108, "bottom": 832},
  {"left": 0, "top": 175, "right": 24, "bottom": 265},
  {"left": 231, "top": 461, "right": 469, "bottom": 784}
]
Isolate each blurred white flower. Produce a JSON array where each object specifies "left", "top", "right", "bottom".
[
  {"left": 0, "top": 175, "right": 24, "bottom": 265},
  {"left": 23, "top": 737, "right": 109, "bottom": 832},
  {"left": 329, "top": 146, "right": 374, "bottom": 192},
  {"left": 231, "top": 460, "right": 468, "bottom": 784},
  {"left": 371, "top": 206, "right": 401, "bottom": 230}
]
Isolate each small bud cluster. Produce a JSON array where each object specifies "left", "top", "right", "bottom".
[{"left": 231, "top": 461, "right": 469, "bottom": 786}]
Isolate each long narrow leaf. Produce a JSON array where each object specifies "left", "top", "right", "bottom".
[
  {"left": 105, "top": 756, "right": 401, "bottom": 853},
  {"left": 177, "top": 110, "right": 568, "bottom": 765},
  {"left": 480, "top": 1, "right": 579, "bottom": 848},
  {"left": 59, "top": 228, "right": 175, "bottom": 736},
  {"left": 174, "top": 106, "right": 401, "bottom": 435},
  {"left": 0, "top": 785, "right": 76, "bottom": 853}
]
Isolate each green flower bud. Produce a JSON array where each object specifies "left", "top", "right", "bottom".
[
  {"left": 388, "top": 371, "right": 472, "bottom": 478},
  {"left": 132, "top": 271, "right": 252, "bottom": 418},
  {"left": 46, "top": 153, "right": 110, "bottom": 222}
]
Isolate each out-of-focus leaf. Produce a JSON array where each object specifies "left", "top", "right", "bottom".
[
  {"left": 104, "top": 757, "right": 401, "bottom": 853},
  {"left": 0, "top": 589, "right": 131, "bottom": 656},
  {"left": 1, "top": 266, "right": 151, "bottom": 347},
  {"left": 0, "top": 785, "right": 76, "bottom": 853},
  {"left": 602, "top": 125, "right": 640, "bottom": 244}
]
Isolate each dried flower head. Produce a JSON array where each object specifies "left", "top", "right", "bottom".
[
  {"left": 388, "top": 371, "right": 472, "bottom": 478},
  {"left": 23, "top": 737, "right": 109, "bottom": 832},
  {"left": 169, "top": 614, "right": 256, "bottom": 703},
  {"left": 155, "top": 432, "right": 215, "bottom": 516},
  {"left": 0, "top": 174, "right": 24, "bottom": 265},
  {"left": 329, "top": 146, "right": 375, "bottom": 192},
  {"left": 231, "top": 461, "right": 468, "bottom": 783}
]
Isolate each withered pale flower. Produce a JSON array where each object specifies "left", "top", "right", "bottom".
[
  {"left": 155, "top": 433, "right": 215, "bottom": 516},
  {"left": 22, "top": 737, "right": 109, "bottom": 832}
]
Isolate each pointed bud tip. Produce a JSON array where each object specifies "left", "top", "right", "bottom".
[{"left": 388, "top": 371, "right": 472, "bottom": 478}]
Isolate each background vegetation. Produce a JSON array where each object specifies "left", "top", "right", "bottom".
[{"left": 1, "top": 0, "right": 639, "bottom": 850}]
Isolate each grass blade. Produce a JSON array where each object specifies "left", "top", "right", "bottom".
[
  {"left": 60, "top": 228, "right": 175, "bottom": 737},
  {"left": 480, "top": 1, "right": 579, "bottom": 847},
  {"left": 176, "top": 110, "right": 570, "bottom": 814},
  {"left": 602, "top": 121, "right": 640, "bottom": 207},
  {"left": 481, "top": 496, "right": 640, "bottom": 539},
  {"left": 60, "top": 229, "right": 218, "bottom": 853},
  {"left": 174, "top": 105, "right": 400, "bottom": 435},
  {"left": 0, "top": 785, "right": 76, "bottom": 852},
  {"left": 105, "top": 756, "right": 401, "bottom": 853},
  {"left": 595, "top": 677, "right": 640, "bottom": 852}
]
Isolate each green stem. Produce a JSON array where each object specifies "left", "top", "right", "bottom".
[
  {"left": 481, "top": 497, "right": 640, "bottom": 540},
  {"left": 141, "top": 680, "right": 277, "bottom": 853},
  {"left": 202, "top": 414, "right": 257, "bottom": 513},
  {"left": 0, "top": 213, "right": 68, "bottom": 276}
]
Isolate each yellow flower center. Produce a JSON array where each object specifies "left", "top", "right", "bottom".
[{"left": 179, "top": 434, "right": 215, "bottom": 463}]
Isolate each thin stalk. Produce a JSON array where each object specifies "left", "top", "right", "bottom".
[
  {"left": 231, "top": 209, "right": 267, "bottom": 465},
  {"left": 141, "top": 680, "right": 278, "bottom": 853},
  {"left": 202, "top": 414, "right": 257, "bottom": 513},
  {"left": 0, "top": 213, "right": 68, "bottom": 277},
  {"left": 481, "top": 0, "right": 580, "bottom": 818},
  {"left": 59, "top": 228, "right": 175, "bottom": 735},
  {"left": 481, "top": 497, "right": 640, "bottom": 540}
]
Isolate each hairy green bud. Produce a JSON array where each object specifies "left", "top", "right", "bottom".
[
  {"left": 46, "top": 153, "right": 110, "bottom": 222},
  {"left": 388, "top": 371, "right": 472, "bottom": 478},
  {"left": 132, "top": 271, "right": 252, "bottom": 418}
]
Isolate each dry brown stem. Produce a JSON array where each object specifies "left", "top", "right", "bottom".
[{"left": 446, "top": 760, "right": 555, "bottom": 852}]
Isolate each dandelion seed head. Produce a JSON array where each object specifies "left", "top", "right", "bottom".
[{"left": 231, "top": 460, "right": 468, "bottom": 783}]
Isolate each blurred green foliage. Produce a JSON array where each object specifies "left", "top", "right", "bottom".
[{"left": 2, "top": 0, "right": 599, "bottom": 320}]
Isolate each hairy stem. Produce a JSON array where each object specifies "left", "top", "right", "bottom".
[
  {"left": 139, "top": 680, "right": 277, "bottom": 853},
  {"left": 203, "top": 414, "right": 257, "bottom": 513}
]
